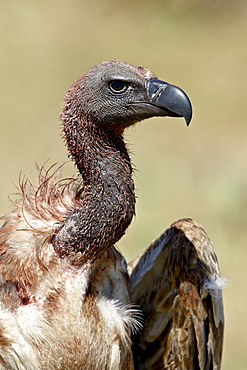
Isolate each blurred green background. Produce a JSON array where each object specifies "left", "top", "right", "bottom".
[{"left": 1, "top": 0, "right": 247, "bottom": 368}]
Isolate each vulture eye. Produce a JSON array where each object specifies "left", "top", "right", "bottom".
[{"left": 109, "top": 80, "right": 128, "bottom": 93}]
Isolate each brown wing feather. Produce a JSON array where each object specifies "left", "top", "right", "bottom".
[{"left": 129, "top": 218, "right": 224, "bottom": 370}]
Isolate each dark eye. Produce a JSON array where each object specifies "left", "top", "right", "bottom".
[{"left": 109, "top": 80, "right": 128, "bottom": 93}]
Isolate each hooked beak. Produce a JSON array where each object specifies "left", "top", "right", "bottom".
[
  {"left": 131, "top": 78, "right": 192, "bottom": 126},
  {"left": 146, "top": 78, "right": 192, "bottom": 126}
]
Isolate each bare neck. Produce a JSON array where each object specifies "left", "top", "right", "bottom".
[{"left": 53, "top": 118, "right": 135, "bottom": 263}]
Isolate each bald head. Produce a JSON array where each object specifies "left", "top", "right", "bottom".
[{"left": 61, "top": 60, "right": 192, "bottom": 132}]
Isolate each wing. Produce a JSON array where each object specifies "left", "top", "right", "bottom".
[{"left": 129, "top": 218, "right": 224, "bottom": 370}]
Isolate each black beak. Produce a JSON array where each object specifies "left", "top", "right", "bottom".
[{"left": 146, "top": 78, "right": 192, "bottom": 126}]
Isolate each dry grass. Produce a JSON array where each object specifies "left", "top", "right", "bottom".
[{"left": 1, "top": 1, "right": 247, "bottom": 368}]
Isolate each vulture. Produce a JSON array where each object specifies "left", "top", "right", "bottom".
[{"left": 0, "top": 60, "right": 224, "bottom": 369}]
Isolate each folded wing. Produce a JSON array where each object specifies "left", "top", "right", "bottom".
[{"left": 129, "top": 218, "right": 224, "bottom": 370}]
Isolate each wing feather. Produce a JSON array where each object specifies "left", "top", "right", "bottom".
[{"left": 129, "top": 218, "right": 224, "bottom": 370}]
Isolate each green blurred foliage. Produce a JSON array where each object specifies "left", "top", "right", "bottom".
[{"left": 1, "top": 0, "right": 247, "bottom": 368}]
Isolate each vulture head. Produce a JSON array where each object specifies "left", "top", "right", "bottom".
[{"left": 61, "top": 59, "right": 192, "bottom": 131}]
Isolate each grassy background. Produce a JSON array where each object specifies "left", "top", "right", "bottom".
[{"left": 1, "top": 1, "right": 247, "bottom": 368}]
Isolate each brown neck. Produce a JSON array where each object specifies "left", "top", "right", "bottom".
[{"left": 53, "top": 116, "right": 135, "bottom": 263}]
